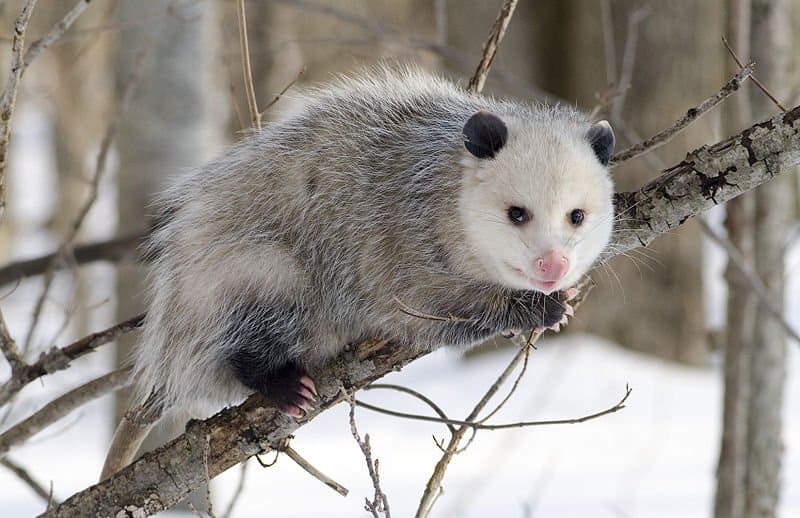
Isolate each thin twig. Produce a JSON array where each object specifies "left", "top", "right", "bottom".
[
  {"left": 22, "top": 0, "right": 92, "bottom": 73},
  {"left": 282, "top": 444, "right": 349, "bottom": 497},
  {"left": 0, "top": 367, "right": 131, "bottom": 456},
  {"left": 0, "top": 232, "right": 145, "bottom": 287},
  {"left": 344, "top": 386, "right": 391, "bottom": 518},
  {"left": 393, "top": 297, "right": 470, "bottom": 322},
  {"left": 0, "top": 0, "right": 38, "bottom": 391},
  {"left": 236, "top": 0, "right": 261, "bottom": 129},
  {"left": 415, "top": 342, "right": 530, "bottom": 518},
  {"left": 612, "top": 61, "right": 755, "bottom": 163},
  {"left": 0, "top": 313, "right": 144, "bottom": 407},
  {"left": 0, "top": 0, "right": 38, "bottom": 215},
  {"left": 22, "top": 44, "right": 149, "bottom": 352},
  {"left": 356, "top": 386, "right": 631, "bottom": 430},
  {"left": 363, "top": 383, "right": 456, "bottom": 434},
  {"left": 221, "top": 461, "right": 248, "bottom": 518},
  {"left": 415, "top": 281, "right": 592, "bottom": 518},
  {"left": 0, "top": 456, "right": 55, "bottom": 504},
  {"left": 610, "top": 5, "right": 651, "bottom": 122},
  {"left": 261, "top": 65, "right": 306, "bottom": 115},
  {"left": 466, "top": 0, "right": 518, "bottom": 94},
  {"left": 722, "top": 35, "right": 787, "bottom": 112},
  {"left": 699, "top": 219, "right": 799, "bottom": 344},
  {"left": 478, "top": 331, "right": 538, "bottom": 423},
  {"left": 599, "top": 0, "right": 617, "bottom": 86}
]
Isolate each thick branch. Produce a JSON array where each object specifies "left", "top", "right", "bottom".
[{"left": 41, "top": 105, "right": 800, "bottom": 517}]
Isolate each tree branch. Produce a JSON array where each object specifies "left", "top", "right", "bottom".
[
  {"left": 41, "top": 103, "right": 800, "bottom": 518},
  {"left": 0, "top": 233, "right": 145, "bottom": 288},
  {"left": 0, "top": 314, "right": 144, "bottom": 407},
  {"left": 0, "top": 368, "right": 130, "bottom": 457}
]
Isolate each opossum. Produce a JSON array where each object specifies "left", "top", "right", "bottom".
[{"left": 101, "top": 67, "right": 615, "bottom": 479}]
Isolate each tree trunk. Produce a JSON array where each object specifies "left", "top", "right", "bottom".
[
  {"left": 715, "top": 3, "right": 754, "bottom": 517},
  {"left": 112, "top": 0, "right": 222, "bottom": 509},
  {"left": 744, "top": 1, "right": 793, "bottom": 515}
]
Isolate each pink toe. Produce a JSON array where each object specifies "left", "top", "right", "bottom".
[
  {"left": 297, "top": 386, "right": 316, "bottom": 401},
  {"left": 299, "top": 375, "right": 318, "bottom": 395}
]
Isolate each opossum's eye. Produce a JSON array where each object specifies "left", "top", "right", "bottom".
[
  {"left": 507, "top": 206, "right": 530, "bottom": 225},
  {"left": 463, "top": 110, "right": 508, "bottom": 159},
  {"left": 569, "top": 209, "right": 585, "bottom": 226}
]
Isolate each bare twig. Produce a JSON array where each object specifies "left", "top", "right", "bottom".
[
  {"left": 415, "top": 341, "right": 528, "bottom": 518},
  {"left": 609, "top": 5, "right": 651, "bottom": 122},
  {"left": 0, "top": 312, "right": 24, "bottom": 374},
  {"left": 722, "top": 36, "right": 787, "bottom": 112},
  {"left": 612, "top": 62, "right": 755, "bottom": 163},
  {"left": 221, "top": 461, "right": 248, "bottom": 518},
  {"left": 344, "top": 387, "right": 391, "bottom": 518},
  {"left": 282, "top": 444, "right": 349, "bottom": 497},
  {"left": 0, "top": 0, "right": 38, "bottom": 214},
  {"left": 0, "top": 456, "right": 55, "bottom": 504},
  {"left": 599, "top": 0, "right": 616, "bottom": 85},
  {"left": 22, "top": 0, "right": 93, "bottom": 73},
  {"left": 698, "top": 219, "right": 799, "bottom": 344},
  {"left": 466, "top": 0, "right": 518, "bottom": 94},
  {"left": 0, "top": 0, "right": 37, "bottom": 389},
  {"left": 0, "top": 314, "right": 144, "bottom": 407},
  {"left": 356, "top": 386, "right": 631, "bottom": 430},
  {"left": 22, "top": 45, "right": 149, "bottom": 352},
  {"left": 261, "top": 65, "right": 306, "bottom": 115},
  {"left": 415, "top": 283, "right": 591, "bottom": 518},
  {"left": 236, "top": 0, "right": 261, "bottom": 129},
  {"left": 393, "top": 297, "right": 470, "bottom": 322},
  {"left": 0, "top": 368, "right": 131, "bottom": 457},
  {"left": 478, "top": 331, "right": 537, "bottom": 423},
  {"left": 0, "top": 233, "right": 145, "bottom": 288},
  {"left": 363, "top": 383, "right": 455, "bottom": 434}
]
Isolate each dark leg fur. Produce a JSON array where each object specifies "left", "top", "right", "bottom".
[
  {"left": 435, "top": 289, "right": 569, "bottom": 347},
  {"left": 225, "top": 300, "right": 317, "bottom": 416}
]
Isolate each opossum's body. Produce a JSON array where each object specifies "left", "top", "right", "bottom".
[{"left": 132, "top": 67, "right": 615, "bottom": 422}]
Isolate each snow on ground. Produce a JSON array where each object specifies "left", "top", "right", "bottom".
[{"left": 1, "top": 330, "right": 797, "bottom": 517}]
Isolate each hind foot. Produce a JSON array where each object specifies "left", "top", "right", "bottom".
[{"left": 263, "top": 362, "right": 318, "bottom": 417}]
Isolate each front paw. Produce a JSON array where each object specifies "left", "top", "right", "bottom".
[
  {"left": 507, "top": 287, "right": 577, "bottom": 334},
  {"left": 539, "top": 288, "right": 577, "bottom": 332}
]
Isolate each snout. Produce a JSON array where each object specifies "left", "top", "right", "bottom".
[{"left": 535, "top": 250, "right": 569, "bottom": 282}]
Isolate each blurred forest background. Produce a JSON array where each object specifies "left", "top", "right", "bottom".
[{"left": 0, "top": 0, "right": 798, "bottom": 516}]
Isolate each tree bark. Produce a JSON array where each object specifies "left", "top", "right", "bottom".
[
  {"left": 745, "top": 1, "right": 794, "bottom": 516},
  {"left": 715, "top": 3, "right": 754, "bottom": 517}
]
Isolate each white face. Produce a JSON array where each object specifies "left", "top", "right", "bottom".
[{"left": 458, "top": 118, "right": 614, "bottom": 294}]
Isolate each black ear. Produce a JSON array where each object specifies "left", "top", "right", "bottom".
[
  {"left": 463, "top": 110, "right": 508, "bottom": 159},
  {"left": 587, "top": 120, "right": 615, "bottom": 166}
]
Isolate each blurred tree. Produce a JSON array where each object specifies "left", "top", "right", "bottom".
[
  {"left": 110, "top": 1, "right": 223, "bottom": 507},
  {"left": 745, "top": 1, "right": 794, "bottom": 515},
  {"left": 715, "top": 3, "right": 754, "bottom": 517},
  {"left": 544, "top": 0, "right": 726, "bottom": 365},
  {"left": 47, "top": 3, "right": 114, "bottom": 339}
]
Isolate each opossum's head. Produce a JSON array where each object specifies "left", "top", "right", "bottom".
[{"left": 458, "top": 110, "right": 615, "bottom": 294}]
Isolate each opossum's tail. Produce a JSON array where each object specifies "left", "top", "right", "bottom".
[{"left": 99, "top": 393, "right": 164, "bottom": 481}]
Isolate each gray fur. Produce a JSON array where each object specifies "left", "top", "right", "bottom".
[{"left": 132, "top": 66, "right": 614, "bottom": 416}]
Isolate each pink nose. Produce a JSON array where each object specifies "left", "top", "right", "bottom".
[{"left": 535, "top": 250, "right": 569, "bottom": 281}]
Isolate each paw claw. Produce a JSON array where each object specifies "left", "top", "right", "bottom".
[
  {"left": 299, "top": 375, "right": 318, "bottom": 396},
  {"left": 565, "top": 287, "right": 579, "bottom": 301}
]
